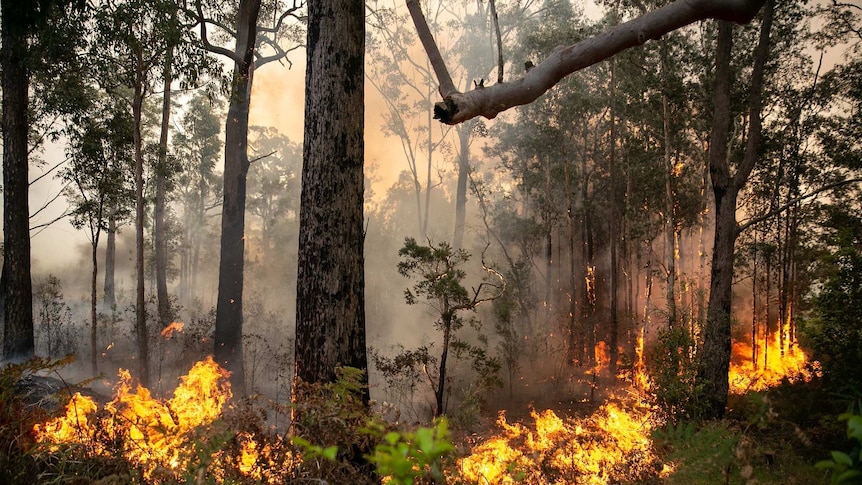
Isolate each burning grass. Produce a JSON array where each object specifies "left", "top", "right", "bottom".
[
  {"left": 729, "top": 336, "right": 821, "bottom": 394},
  {"left": 457, "top": 396, "right": 668, "bottom": 484}
]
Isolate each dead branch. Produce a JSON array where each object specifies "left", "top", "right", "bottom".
[{"left": 407, "top": 0, "right": 766, "bottom": 125}]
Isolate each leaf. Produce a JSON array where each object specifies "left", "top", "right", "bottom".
[
  {"left": 321, "top": 446, "right": 338, "bottom": 461},
  {"left": 837, "top": 470, "right": 862, "bottom": 483},
  {"left": 832, "top": 451, "right": 854, "bottom": 467}
]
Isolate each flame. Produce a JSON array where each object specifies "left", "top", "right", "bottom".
[
  {"left": 35, "top": 356, "right": 232, "bottom": 480},
  {"left": 594, "top": 341, "right": 610, "bottom": 371},
  {"left": 729, "top": 332, "right": 820, "bottom": 393},
  {"left": 458, "top": 397, "right": 663, "bottom": 484},
  {"left": 161, "top": 321, "right": 185, "bottom": 338}
]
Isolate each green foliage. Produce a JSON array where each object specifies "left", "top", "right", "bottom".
[
  {"left": 647, "top": 326, "right": 706, "bottom": 424},
  {"left": 653, "top": 421, "right": 741, "bottom": 484},
  {"left": 802, "top": 246, "right": 862, "bottom": 394},
  {"left": 368, "top": 418, "right": 455, "bottom": 485},
  {"left": 817, "top": 413, "right": 862, "bottom": 483}
]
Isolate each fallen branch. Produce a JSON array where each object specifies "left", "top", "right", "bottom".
[{"left": 406, "top": 0, "right": 766, "bottom": 125}]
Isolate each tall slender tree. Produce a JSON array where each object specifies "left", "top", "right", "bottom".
[{"left": 194, "top": 0, "right": 303, "bottom": 395}]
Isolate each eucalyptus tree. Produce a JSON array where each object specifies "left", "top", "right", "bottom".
[
  {"left": 62, "top": 95, "right": 134, "bottom": 375},
  {"left": 1, "top": 0, "right": 86, "bottom": 361},
  {"left": 193, "top": 0, "right": 304, "bottom": 395},
  {"left": 294, "top": 0, "right": 367, "bottom": 397},
  {"left": 246, "top": 126, "right": 301, "bottom": 265},
  {"left": 173, "top": 93, "right": 223, "bottom": 306},
  {"left": 366, "top": 0, "right": 453, "bottom": 239},
  {"left": 91, "top": 0, "right": 183, "bottom": 385}
]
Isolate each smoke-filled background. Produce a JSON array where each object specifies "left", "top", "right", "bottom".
[{"left": 10, "top": 0, "right": 860, "bottom": 429}]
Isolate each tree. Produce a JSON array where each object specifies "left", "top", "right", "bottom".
[
  {"left": 396, "top": 237, "right": 502, "bottom": 417},
  {"left": 1, "top": 0, "right": 84, "bottom": 361},
  {"left": 173, "top": 93, "right": 223, "bottom": 307},
  {"left": 699, "top": 0, "right": 774, "bottom": 419},
  {"left": 408, "top": 0, "right": 766, "bottom": 125},
  {"left": 62, "top": 95, "right": 134, "bottom": 375},
  {"left": 194, "top": 0, "right": 303, "bottom": 395},
  {"left": 294, "top": 0, "right": 368, "bottom": 397}
]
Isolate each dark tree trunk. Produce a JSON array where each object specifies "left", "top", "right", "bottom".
[
  {"left": 155, "top": 43, "right": 174, "bottom": 329},
  {"left": 608, "top": 46, "right": 619, "bottom": 377},
  {"left": 435, "top": 310, "right": 452, "bottom": 417},
  {"left": 90, "top": 238, "right": 99, "bottom": 375},
  {"left": 453, "top": 122, "right": 470, "bottom": 249},
  {"left": 1, "top": 1, "right": 35, "bottom": 362},
  {"left": 700, "top": 0, "right": 773, "bottom": 419},
  {"left": 214, "top": 0, "right": 260, "bottom": 397},
  {"left": 133, "top": 56, "right": 150, "bottom": 387},
  {"left": 104, "top": 214, "right": 117, "bottom": 309},
  {"left": 295, "top": 0, "right": 368, "bottom": 398}
]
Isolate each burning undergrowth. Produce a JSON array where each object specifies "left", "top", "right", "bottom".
[{"left": 457, "top": 396, "right": 669, "bottom": 484}]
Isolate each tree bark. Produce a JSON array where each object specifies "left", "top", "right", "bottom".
[
  {"left": 452, "top": 122, "right": 471, "bottom": 249},
  {"left": 295, "top": 0, "right": 368, "bottom": 399},
  {"left": 155, "top": 41, "right": 174, "bottom": 329},
  {"left": 1, "top": 1, "right": 35, "bottom": 361},
  {"left": 214, "top": 0, "right": 260, "bottom": 397},
  {"left": 104, "top": 213, "right": 117, "bottom": 309},
  {"left": 133, "top": 54, "right": 150, "bottom": 387},
  {"left": 700, "top": 0, "right": 773, "bottom": 419}
]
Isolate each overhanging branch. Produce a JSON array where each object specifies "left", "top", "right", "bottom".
[{"left": 408, "top": 0, "right": 766, "bottom": 125}]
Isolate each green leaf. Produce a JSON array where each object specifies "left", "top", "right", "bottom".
[
  {"left": 321, "top": 446, "right": 338, "bottom": 461},
  {"left": 837, "top": 470, "right": 862, "bottom": 483},
  {"left": 832, "top": 451, "right": 854, "bottom": 467}
]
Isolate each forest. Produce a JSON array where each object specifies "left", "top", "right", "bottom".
[{"left": 1, "top": 0, "right": 861, "bottom": 483}]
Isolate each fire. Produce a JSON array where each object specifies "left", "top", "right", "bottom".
[
  {"left": 161, "top": 321, "right": 184, "bottom": 338},
  {"left": 729, "top": 333, "right": 820, "bottom": 393},
  {"left": 458, "top": 397, "right": 663, "bottom": 484},
  {"left": 594, "top": 341, "right": 610, "bottom": 370},
  {"left": 35, "top": 356, "right": 232, "bottom": 480}
]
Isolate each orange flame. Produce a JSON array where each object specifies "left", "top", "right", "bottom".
[
  {"left": 35, "top": 356, "right": 231, "bottom": 480},
  {"left": 161, "top": 321, "right": 185, "bottom": 338},
  {"left": 458, "top": 397, "right": 666, "bottom": 484},
  {"left": 729, "top": 333, "right": 820, "bottom": 394}
]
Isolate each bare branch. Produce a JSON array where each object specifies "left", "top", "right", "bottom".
[
  {"left": 194, "top": 0, "right": 240, "bottom": 62},
  {"left": 738, "top": 177, "right": 862, "bottom": 233},
  {"left": 409, "top": 0, "right": 766, "bottom": 124},
  {"left": 29, "top": 157, "right": 69, "bottom": 186},
  {"left": 405, "top": 0, "right": 457, "bottom": 97},
  {"left": 489, "top": 0, "right": 504, "bottom": 84}
]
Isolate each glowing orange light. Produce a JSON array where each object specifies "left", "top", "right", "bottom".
[
  {"left": 161, "top": 321, "right": 185, "bottom": 338},
  {"left": 729, "top": 332, "right": 820, "bottom": 394}
]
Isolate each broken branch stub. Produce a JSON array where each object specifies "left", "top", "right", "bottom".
[{"left": 409, "top": 0, "right": 767, "bottom": 125}]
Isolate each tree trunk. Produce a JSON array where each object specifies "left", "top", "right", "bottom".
[
  {"left": 155, "top": 42, "right": 174, "bottom": 329},
  {"left": 435, "top": 309, "right": 452, "bottom": 417},
  {"left": 294, "top": 0, "right": 368, "bottom": 399},
  {"left": 133, "top": 56, "right": 150, "bottom": 387},
  {"left": 700, "top": 0, "right": 773, "bottom": 419},
  {"left": 90, "top": 239, "right": 100, "bottom": 375},
  {"left": 453, "top": 122, "right": 471, "bottom": 249},
  {"left": 214, "top": 0, "right": 261, "bottom": 397},
  {"left": 1, "top": 1, "right": 35, "bottom": 361},
  {"left": 104, "top": 214, "right": 117, "bottom": 309},
  {"left": 608, "top": 41, "right": 619, "bottom": 377}
]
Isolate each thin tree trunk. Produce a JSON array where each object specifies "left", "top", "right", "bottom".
[
  {"left": 453, "top": 122, "right": 470, "bottom": 249},
  {"left": 1, "top": 1, "right": 35, "bottom": 361},
  {"left": 435, "top": 310, "right": 452, "bottom": 417},
  {"left": 155, "top": 41, "right": 174, "bottom": 329},
  {"left": 104, "top": 214, "right": 117, "bottom": 309},
  {"left": 608, "top": 48, "right": 619, "bottom": 377},
  {"left": 133, "top": 56, "right": 150, "bottom": 387},
  {"left": 90, "top": 238, "right": 100, "bottom": 375}
]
